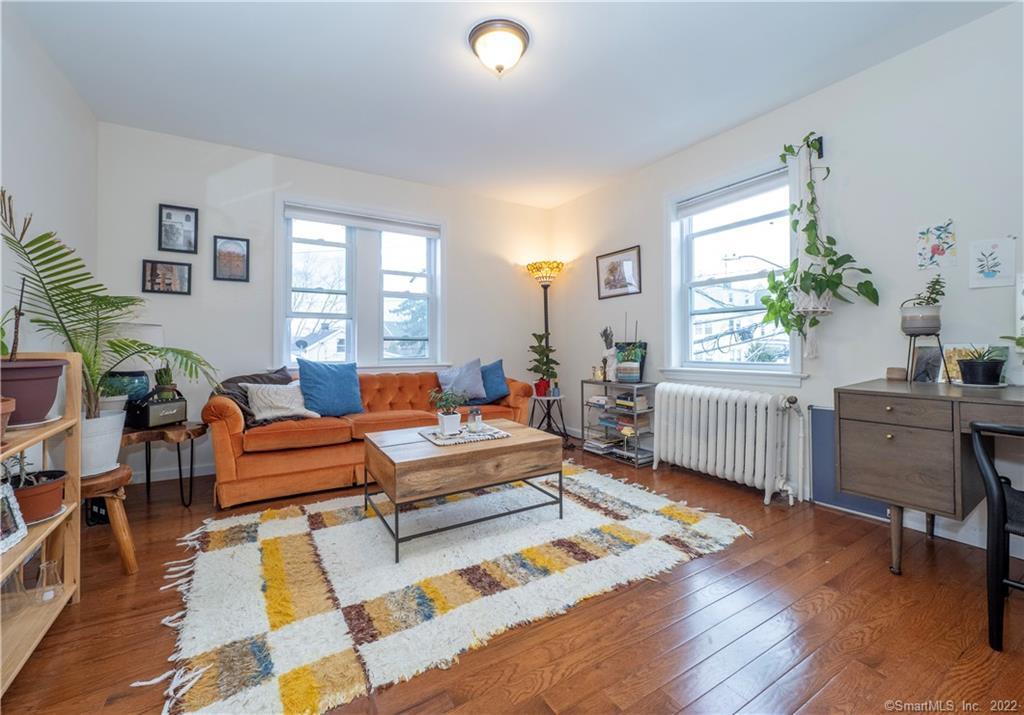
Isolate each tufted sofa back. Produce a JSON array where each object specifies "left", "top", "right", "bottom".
[{"left": 357, "top": 372, "right": 441, "bottom": 412}]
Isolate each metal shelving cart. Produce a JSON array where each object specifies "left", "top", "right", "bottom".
[{"left": 580, "top": 379, "right": 656, "bottom": 467}]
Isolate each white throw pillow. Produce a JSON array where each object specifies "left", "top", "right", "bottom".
[{"left": 240, "top": 382, "right": 320, "bottom": 421}]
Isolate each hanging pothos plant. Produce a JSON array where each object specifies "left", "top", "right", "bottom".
[{"left": 761, "top": 132, "right": 879, "bottom": 345}]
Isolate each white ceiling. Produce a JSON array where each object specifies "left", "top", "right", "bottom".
[{"left": 15, "top": 2, "right": 1001, "bottom": 208}]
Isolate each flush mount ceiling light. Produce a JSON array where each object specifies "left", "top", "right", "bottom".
[{"left": 469, "top": 18, "right": 530, "bottom": 76}]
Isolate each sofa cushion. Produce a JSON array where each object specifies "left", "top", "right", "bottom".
[
  {"left": 241, "top": 382, "right": 319, "bottom": 421},
  {"left": 216, "top": 366, "right": 294, "bottom": 428},
  {"left": 457, "top": 404, "right": 515, "bottom": 422},
  {"left": 346, "top": 410, "right": 437, "bottom": 439},
  {"left": 243, "top": 417, "right": 352, "bottom": 452},
  {"left": 438, "top": 358, "right": 487, "bottom": 400},
  {"left": 468, "top": 359, "right": 511, "bottom": 405},
  {"left": 297, "top": 359, "right": 363, "bottom": 416}
]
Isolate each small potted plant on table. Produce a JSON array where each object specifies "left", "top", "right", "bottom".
[
  {"left": 957, "top": 345, "right": 1006, "bottom": 386},
  {"left": 900, "top": 274, "right": 945, "bottom": 335},
  {"left": 429, "top": 388, "right": 466, "bottom": 436}
]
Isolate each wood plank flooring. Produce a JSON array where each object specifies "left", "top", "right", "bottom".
[{"left": 3, "top": 448, "right": 1022, "bottom": 714}]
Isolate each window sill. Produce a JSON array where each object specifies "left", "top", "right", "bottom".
[
  {"left": 660, "top": 366, "right": 806, "bottom": 389},
  {"left": 358, "top": 362, "right": 451, "bottom": 372}
]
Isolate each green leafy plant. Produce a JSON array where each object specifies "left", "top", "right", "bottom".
[
  {"left": 0, "top": 306, "right": 14, "bottom": 357},
  {"left": 901, "top": 274, "right": 945, "bottom": 308},
  {"left": 761, "top": 132, "right": 879, "bottom": 339},
  {"left": 1, "top": 189, "right": 218, "bottom": 418},
  {"left": 428, "top": 388, "right": 466, "bottom": 415},
  {"left": 961, "top": 344, "right": 1003, "bottom": 362},
  {"left": 999, "top": 335, "right": 1024, "bottom": 350},
  {"left": 527, "top": 332, "right": 559, "bottom": 381}
]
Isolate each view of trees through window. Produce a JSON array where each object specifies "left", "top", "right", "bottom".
[{"left": 680, "top": 180, "right": 792, "bottom": 366}]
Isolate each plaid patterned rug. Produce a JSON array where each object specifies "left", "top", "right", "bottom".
[{"left": 144, "top": 463, "right": 749, "bottom": 714}]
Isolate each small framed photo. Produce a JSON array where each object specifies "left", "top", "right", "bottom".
[
  {"left": 596, "top": 245, "right": 642, "bottom": 300},
  {"left": 1, "top": 483, "right": 28, "bottom": 554},
  {"left": 213, "top": 236, "right": 250, "bottom": 282},
  {"left": 142, "top": 259, "right": 192, "bottom": 295},
  {"left": 910, "top": 346, "right": 944, "bottom": 382},
  {"left": 158, "top": 203, "right": 199, "bottom": 254}
]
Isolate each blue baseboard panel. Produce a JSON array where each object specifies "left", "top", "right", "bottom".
[{"left": 809, "top": 406, "right": 888, "bottom": 519}]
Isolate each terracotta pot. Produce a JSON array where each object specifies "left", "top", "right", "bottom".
[
  {"left": 534, "top": 379, "right": 550, "bottom": 397},
  {"left": 12, "top": 471, "right": 66, "bottom": 523},
  {"left": 0, "top": 358, "right": 68, "bottom": 425},
  {"left": 1, "top": 396, "right": 14, "bottom": 443}
]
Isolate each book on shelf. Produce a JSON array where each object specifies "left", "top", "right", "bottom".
[
  {"left": 585, "top": 395, "right": 610, "bottom": 408},
  {"left": 614, "top": 393, "right": 648, "bottom": 411},
  {"left": 612, "top": 446, "right": 654, "bottom": 464}
]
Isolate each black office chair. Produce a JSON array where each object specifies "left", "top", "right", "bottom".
[{"left": 970, "top": 422, "right": 1024, "bottom": 650}]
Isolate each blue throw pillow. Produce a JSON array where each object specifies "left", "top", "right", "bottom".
[
  {"left": 438, "top": 358, "right": 487, "bottom": 401},
  {"left": 296, "top": 359, "right": 363, "bottom": 416},
  {"left": 468, "top": 359, "right": 511, "bottom": 405}
]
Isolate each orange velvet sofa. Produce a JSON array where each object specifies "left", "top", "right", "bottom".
[{"left": 202, "top": 371, "right": 533, "bottom": 508}]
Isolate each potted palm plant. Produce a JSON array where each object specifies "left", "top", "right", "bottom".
[
  {"left": 527, "top": 332, "right": 558, "bottom": 396},
  {"left": 2, "top": 189, "right": 218, "bottom": 475},
  {"left": 429, "top": 388, "right": 466, "bottom": 435}
]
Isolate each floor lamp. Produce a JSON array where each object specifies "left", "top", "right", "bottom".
[{"left": 526, "top": 260, "right": 572, "bottom": 449}]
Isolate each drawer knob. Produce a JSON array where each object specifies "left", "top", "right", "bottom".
[
  {"left": 885, "top": 406, "right": 893, "bottom": 412},
  {"left": 886, "top": 433, "right": 894, "bottom": 440}
]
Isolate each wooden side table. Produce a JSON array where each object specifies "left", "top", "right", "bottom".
[
  {"left": 121, "top": 422, "right": 207, "bottom": 507},
  {"left": 81, "top": 465, "right": 138, "bottom": 575}
]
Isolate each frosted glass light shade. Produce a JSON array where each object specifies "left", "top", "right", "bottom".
[
  {"left": 526, "top": 260, "right": 564, "bottom": 285},
  {"left": 469, "top": 19, "right": 529, "bottom": 76}
]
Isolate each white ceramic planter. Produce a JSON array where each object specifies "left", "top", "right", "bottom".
[
  {"left": 437, "top": 412, "right": 461, "bottom": 436},
  {"left": 81, "top": 410, "right": 126, "bottom": 477},
  {"left": 98, "top": 394, "right": 129, "bottom": 413},
  {"left": 900, "top": 304, "right": 942, "bottom": 336}
]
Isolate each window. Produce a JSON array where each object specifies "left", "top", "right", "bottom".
[
  {"left": 673, "top": 169, "right": 795, "bottom": 371},
  {"left": 280, "top": 203, "right": 441, "bottom": 366}
]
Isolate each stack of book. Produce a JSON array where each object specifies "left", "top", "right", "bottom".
[
  {"left": 585, "top": 395, "right": 610, "bottom": 409},
  {"left": 615, "top": 393, "right": 649, "bottom": 411},
  {"left": 583, "top": 435, "right": 623, "bottom": 455},
  {"left": 612, "top": 445, "right": 654, "bottom": 466}
]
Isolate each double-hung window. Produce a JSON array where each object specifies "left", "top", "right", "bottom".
[
  {"left": 673, "top": 169, "right": 795, "bottom": 371},
  {"left": 280, "top": 202, "right": 441, "bottom": 366}
]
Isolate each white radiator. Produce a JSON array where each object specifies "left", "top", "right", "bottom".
[{"left": 653, "top": 383, "right": 801, "bottom": 505}]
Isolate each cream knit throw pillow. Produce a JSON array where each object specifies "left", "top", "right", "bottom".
[{"left": 240, "top": 382, "right": 320, "bottom": 421}]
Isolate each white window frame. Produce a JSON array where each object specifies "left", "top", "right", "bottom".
[
  {"left": 274, "top": 194, "right": 445, "bottom": 368},
  {"left": 663, "top": 165, "right": 805, "bottom": 388},
  {"left": 378, "top": 230, "right": 441, "bottom": 364}
]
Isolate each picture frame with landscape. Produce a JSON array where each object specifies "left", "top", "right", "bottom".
[
  {"left": 158, "top": 203, "right": 199, "bottom": 254},
  {"left": 142, "top": 259, "right": 192, "bottom": 295},
  {"left": 595, "top": 245, "right": 642, "bottom": 300},
  {"left": 213, "top": 236, "right": 250, "bottom": 282}
]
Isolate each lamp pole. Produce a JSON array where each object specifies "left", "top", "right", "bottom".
[{"left": 542, "top": 282, "right": 550, "bottom": 347}]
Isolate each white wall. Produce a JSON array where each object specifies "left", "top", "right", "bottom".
[
  {"left": 1, "top": 7, "right": 98, "bottom": 350},
  {"left": 549, "top": 5, "right": 1024, "bottom": 554},
  {"left": 96, "top": 123, "right": 549, "bottom": 481}
]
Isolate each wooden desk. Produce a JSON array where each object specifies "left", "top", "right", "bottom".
[{"left": 835, "top": 379, "right": 1024, "bottom": 574}]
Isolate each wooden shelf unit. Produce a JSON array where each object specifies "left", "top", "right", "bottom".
[{"left": 1, "top": 352, "right": 82, "bottom": 696}]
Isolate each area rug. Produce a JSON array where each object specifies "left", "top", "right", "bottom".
[{"left": 145, "top": 462, "right": 749, "bottom": 714}]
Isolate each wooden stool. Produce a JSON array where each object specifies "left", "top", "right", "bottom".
[{"left": 82, "top": 465, "right": 138, "bottom": 575}]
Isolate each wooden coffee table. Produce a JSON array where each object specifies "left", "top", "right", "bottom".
[{"left": 363, "top": 419, "right": 563, "bottom": 562}]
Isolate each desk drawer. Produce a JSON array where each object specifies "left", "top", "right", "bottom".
[
  {"left": 959, "top": 402, "right": 1024, "bottom": 432},
  {"left": 838, "top": 419, "right": 955, "bottom": 514},
  {"left": 839, "top": 393, "right": 951, "bottom": 431}
]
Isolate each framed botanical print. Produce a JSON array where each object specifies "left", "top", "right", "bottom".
[
  {"left": 158, "top": 203, "right": 199, "bottom": 254},
  {"left": 142, "top": 259, "right": 192, "bottom": 295},
  {"left": 1, "top": 483, "right": 28, "bottom": 553},
  {"left": 213, "top": 236, "right": 250, "bottom": 282},
  {"left": 596, "top": 245, "right": 642, "bottom": 299}
]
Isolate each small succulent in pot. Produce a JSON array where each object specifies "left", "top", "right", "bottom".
[
  {"left": 957, "top": 345, "right": 1005, "bottom": 386},
  {"left": 428, "top": 388, "right": 467, "bottom": 435},
  {"left": 899, "top": 274, "right": 945, "bottom": 336},
  {"left": 154, "top": 363, "right": 176, "bottom": 399}
]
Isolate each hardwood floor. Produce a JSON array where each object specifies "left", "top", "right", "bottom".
[{"left": 4, "top": 448, "right": 1022, "bottom": 714}]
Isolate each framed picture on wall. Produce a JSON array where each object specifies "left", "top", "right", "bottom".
[
  {"left": 213, "top": 236, "right": 250, "bottom": 282},
  {"left": 158, "top": 203, "right": 199, "bottom": 254},
  {"left": 596, "top": 245, "right": 642, "bottom": 299},
  {"left": 142, "top": 259, "right": 192, "bottom": 295}
]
